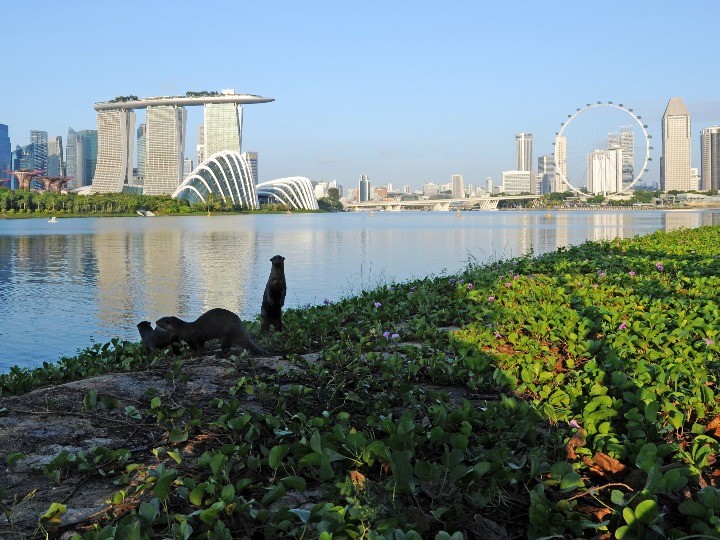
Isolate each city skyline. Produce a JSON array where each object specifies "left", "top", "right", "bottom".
[{"left": 2, "top": 2, "right": 720, "bottom": 191}]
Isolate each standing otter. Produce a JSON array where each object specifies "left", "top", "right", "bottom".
[
  {"left": 137, "top": 321, "right": 182, "bottom": 354},
  {"left": 156, "top": 308, "right": 266, "bottom": 357},
  {"left": 261, "top": 255, "right": 286, "bottom": 332}
]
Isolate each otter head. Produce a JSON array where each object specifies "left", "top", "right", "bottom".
[
  {"left": 156, "top": 316, "right": 178, "bottom": 332},
  {"left": 270, "top": 255, "right": 285, "bottom": 266},
  {"left": 137, "top": 321, "right": 152, "bottom": 331}
]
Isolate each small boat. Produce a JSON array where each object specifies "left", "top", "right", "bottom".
[
  {"left": 48, "top": 216, "right": 57, "bottom": 223},
  {"left": 136, "top": 209, "right": 156, "bottom": 217}
]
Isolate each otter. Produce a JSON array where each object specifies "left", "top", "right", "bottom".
[
  {"left": 137, "top": 320, "right": 182, "bottom": 354},
  {"left": 156, "top": 308, "right": 267, "bottom": 357},
  {"left": 261, "top": 255, "right": 287, "bottom": 332}
]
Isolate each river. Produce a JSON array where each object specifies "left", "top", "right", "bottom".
[{"left": 2, "top": 209, "right": 719, "bottom": 371}]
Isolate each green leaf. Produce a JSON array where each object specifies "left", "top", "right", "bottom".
[
  {"left": 261, "top": 484, "right": 286, "bottom": 506},
  {"left": 290, "top": 508, "right": 311, "bottom": 523},
  {"left": 154, "top": 470, "right": 176, "bottom": 499},
  {"left": 269, "top": 444, "right": 289, "bottom": 470},
  {"left": 139, "top": 500, "right": 159, "bottom": 524},
  {"left": 6, "top": 452, "right": 27, "bottom": 465},
  {"left": 41, "top": 502, "right": 67, "bottom": 524},
  {"left": 280, "top": 476, "right": 307, "bottom": 491},
  {"left": 167, "top": 450, "right": 182, "bottom": 464},
  {"left": 169, "top": 428, "right": 188, "bottom": 443},
  {"left": 634, "top": 499, "right": 659, "bottom": 524}
]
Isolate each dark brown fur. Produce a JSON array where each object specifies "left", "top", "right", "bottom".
[
  {"left": 261, "top": 255, "right": 286, "bottom": 332},
  {"left": 137, "top": 320, "right": 182, "bottom": 354},
  {"left": 156, "top": 308, "right": 266, "bottom": 357}
]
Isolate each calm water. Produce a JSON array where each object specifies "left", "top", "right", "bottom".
[{"left": 2, "top": 209, "right": 720, "bottom": 371}]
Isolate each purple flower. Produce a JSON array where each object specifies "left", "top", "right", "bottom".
[
  {"left": 467, "top": 283, "right": 474, "bottom": 290},
  {"left": 304, "top": 303, "right": 312, "bottom": 309},
  {"left": 629, "top": 271, "right": 636, "bottom": 277},
  {"left": 457, "top": 279, "right": 464, "bottom": 284},
  {"left": 323, "top": 299, "right": 330, "bottom": 305},
  {"left": 597, "top": 270, "right": 606, "bottom": 278},
  {"left": 569, "top": 419, "right": 581, "bottom": 429},
  {"left": 514, "top": 275, "right": 520, "bottom": 280},
  {"left": 388, "top": 286, "right": 394, "bottom": 292},
  {"left": 656, "top": 263, "right": 664, "bottom": 271},
  {"left": 705, "top": 338, "right": 714, "bottom": 346},
  {"left": 391, "top": 333, "right": 400, "bottom": 340},
  {"left": 374, "top": 301, "right": 382, "bottom": 308},
  {"left": 488, "top": 296, "right": 495, "bottom": 302},
  {"left": 493, "top": 330, "right": 502, "bottom": 338},
  {"left": 382, "top": 331, "right": 391, "bottom": 339},
  {"left": 410, "top": 286, "right": 416, "bottom": 291},
  {"left": 505, "top": 282, "right": 512, "bottom": 288},
  {"left": 449, "top": 278, "right": 456, "bottom": 285},
  {"left": 618, "top": 322, "right": 627, "bottom": 330}
]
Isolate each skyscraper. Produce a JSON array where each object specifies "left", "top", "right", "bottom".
[
  {"left": 242, "top": 151, "right": 258, "bottom": 183},
  {"left": 77, "top": 130, "right": 99, "bottom": 188},
  {"left": 144, "top": 106, "right": 186, "bottom": 195},
  {"left": 608, "top": 127, "right": 634, "bottom": 186},
  {"left": 587, "top": 148, "right": 622, "bottom": 195},
  {"left": 66, "top": 128, "right": 78, "bottom": 186},
  {"left": 196, "top": 124, "right": 205, "bottom": 166},
  {"left": 47, "top": 136, "right": 64, "bottom": 177},
  {"left": 0, "top": 124, "right": 10, "bottom": 182},
  {"left": 700, "top": 126, "right": 720, "bottom": 191},
  {"left": 661, "top": 97, "right": 692, "bottom": 192},
  {"left": 137, "top": 123, "right": 147, "bottom": 178},
  {"left": 183, "top": 158, "right": 194, "bottom": 178},
  {"left": 204, "top": 92, "right": 242, "bottom": 157},
  {"left": 30, "top": 130, "right": 48, "bottom": 171},
  {"left": 91, "top": 110, "right": 135, "bottom": 192},
  {"left": 358, "top": 174, "right": 370, "bottom": 202},
  {"left": 451, "top": 175, "right": 464, "bottom": 198},
  {"left": 515, "top": 132, "right": 533, "bottom": 172},
  {"left": 537, "top": 155, "right": 555, "bottom": 195},
  {"left": 555, "top": 135, "right": 567, "bottom": 192}
]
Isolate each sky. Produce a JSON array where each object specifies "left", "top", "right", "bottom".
[{"left": 3, "top": 1, "right": 720, "bottom": 192}]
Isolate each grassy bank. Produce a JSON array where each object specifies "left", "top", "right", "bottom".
[{"left": 2, "top": 227, "right": 720, "bottom": 538}]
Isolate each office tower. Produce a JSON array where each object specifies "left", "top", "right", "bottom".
[
  {"left": 30, "top": 130, "right": 48, "bottom": 171},
  {"left": 451, "top": 175, "right": 464, "bottom": 198},
  {"left": 423, "top": 182, "right": 439, "bottom": 197},
  {"left": 144, "top": 106, "right": 186, "bottom": 195},
  {"left": 16, "top": 144, "right": 35, "bottom": 169},
  {"left": 358, "top": 174, "right": 370, "bottom": 202},
  {"left": 537, "top": 155, "right": 555, "bottom": 195},
  {"left": 47, "top": 136, "right": 64, "bottom": 177},
  {"left": 242, "top": 151, "right": 258, "bottom": 183},
  {"left": 0, "top": 124, "right": 10, "bottom": 182},
  {"left": 204, "top": 91, "right": 243, "bottom": 157},
  {"left": 77, "top": 130, "right": 99, "bottom": 188},
  {"left": 502, "top": 170, "right": 533, "bottom": 195},
  {"left": 196, "top": 124, "right": 205, "bottom": 165},
  {"left": 486, "top": 177, "right": 493, "bottom": 193},
  {"left": 701, "top": 126, "right": 720, "bottom": 191},
  {"left": 661, "top": 97, "right": 692, "bottom": 192},
  {"left": 555, "top": 135, "right": 567, "bottom": 192},
  {"left": 515, "top": 132, "right": 533, "bottom": 172},
  {"left": 183, "top": 158, "right": 194, "bottom": 178},
  {"left": 586, "top": 148, "right": 622, "bottom": 194},
  {"left": 137, "top": 123, "right": 147, "bottom": 178},
  {"left": 403, "top": 185, "right": 410, "bottom": 194},
  {"left": 66, "top": 128, "right": 77, "bottom": 186},
  {"left": 91, "top": 110, "right": 135, "bottom": 192},
  {"left": 608, "top": 127, "right": 634, "bottom": 185},
  {"left": 690, "top": 167, "right": 700, "bottom": 191}
]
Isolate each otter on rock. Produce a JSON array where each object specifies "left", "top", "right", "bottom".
[
  {"left": 156, "top": 308, "right": 267, "bottom": 357},
  {"left": 137, "top": 320, "right": 182, "bottom": 354},
  {"left": 261, "top": 255, "right": 286, "bottom": 332}
]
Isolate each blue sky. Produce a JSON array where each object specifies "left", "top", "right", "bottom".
[{"left": 3, "top": 1, "right": 719, "bottom": 191}]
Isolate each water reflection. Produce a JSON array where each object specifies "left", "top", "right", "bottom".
[{"left": 2, "top": 209, "right": 720, "bottom": 370}]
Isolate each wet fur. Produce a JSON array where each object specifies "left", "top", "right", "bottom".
[
  {"left": 261, "top": 255, "right": 286, "bottom": 332},
  {"left": 156, "top": 308, "right": 266, "bottom": 357},
  {"left": 137, "top": 321, "right": 182, "bottom": 354}
]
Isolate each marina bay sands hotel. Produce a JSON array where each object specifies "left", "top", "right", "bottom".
[{"left": 90, "top": 90, "right": 274, "bottom": 194}]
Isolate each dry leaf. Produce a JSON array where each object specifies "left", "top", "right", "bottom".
[
  {"left": 593, "top": 452, "right": 627, "bottom": 476},
  {"left": 706, "top": 414, "right": 720, "bottom": 436},
  {"left": 566, "top": 428, "right": 586, "bottom": 460},
  {"left": 349, "top": 470, "right": 366, "bottom": 490}
]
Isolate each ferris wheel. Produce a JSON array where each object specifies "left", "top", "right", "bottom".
[{"left": 553, "top": 102, "right": 652, "bottom": 195}]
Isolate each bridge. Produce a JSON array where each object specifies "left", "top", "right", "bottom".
[{"left": 344, "top": 195, "right": 541, "bottom": 212}]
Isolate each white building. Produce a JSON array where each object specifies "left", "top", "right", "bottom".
[
  {"left": 537, "top": 155, "right": 555, "bottom": 195},
  {"left": 136, "top": 123, "right": 146, "bottom": 179},
  {"left": 91, "top": 109, "right": 136, "bottom": 193},
  {"left": 501, "top": 170, "right": 533, "bottom": 194},
  {"left": 451, "top": 174, "right": 464, "bottom": 198},
  {"left": 691, "top": 167, "right": 700, "bottom": 191},
  {"left": 145, "top": 106, "right": 187, "bottom": 195},
  {"left": 586, "top": 148, "right": 623, "bottom": 195},
  {"left": 183, "top": 158, "right": 194, "bottom": 178},
  {"left": 196, "top": 124, "right": 205, "bottom": 169},
  {"left": 516, "top": 132, "right": 533, "bottom": 172},
  {"left": 661, "top": 97, "right": 692, "bottom": 192},
  {"left": 423, "top": 182, "right": 439, "bottom": 197},
  {"left": 701, "top": 125, "right": 720, "bottom": 191},
  {"left": 554, "top": 135, "right": 567, "bottom": 192}
]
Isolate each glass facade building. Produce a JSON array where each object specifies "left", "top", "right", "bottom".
[
  {"left": 0, "top": 124, "right": 10, "bottom": 183},
  {"left": 66, "top": 128, "right": 78, "bottom": 186},
  {"left": 145, "top": 106, "right": 186, "bottom": 195},
  {"left": 77, "top": 130, "right": 99, "bottom": 188},
  {"left": 204, "top": 102, "right": 242, "bottom": 157},
  {"left": 47, "top": 135, "right": 64, "bottom": 177}
]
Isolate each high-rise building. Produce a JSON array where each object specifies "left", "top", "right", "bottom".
[
  {"left": 501, "top": 170, "right": 533, "bottom": 194},
  {"left": 661, "top": 97, "right": 692, "bottom": 192},
  {"left": 358, "top": 174, "right": 370, "bottom": 202},
  {"left": 77, "top": 130, "right": 99, "bottom": 188},
  {"left": 0, "top": 124, "right": 10, "bottom": 182},
  {"left": 537, "top": 155, "right": 555, "bottom": 195},
  {"left": 47, "top": 136, "right": 64, "bottom": 177},
  {"left": 587, "top": 148, "right": 623, "bottom": 195},
  {"left": 608, "top": 126, "right": 634, "bottom": 186},
  {"left": 700, "top": 126, "right": 720, "bottom": 191},
  {"left": 451, "top": 175, "right": 464, "bottom": 198},
  {"left": 91, "top": 110, "right": 135, "bottom": 192},
  {"left": 515, "top": 132, "right": 533, "bottom": 172},
  {"left": 144, "top": 106, "right": 187, "bottom": 195},
  {"left": 30, "top": 130, "right": 48, "bottom": 171},
  {"left": 66, "top": 128, "right": 78, "bottom": 186},
  {"left": 204, "top": 90, "right": 243, "bottom": 157},
  {"left": 196, "top": 124, "right": 205, "bottom": 166},
  {"left": 242, "top": 151, "right": 258, "bottom": 183},
  {"left": 183, "top": 158, "right": 194, "bottom": 178},
  {"left": 486, "top": 177, "right": 493, "bottom": 194},
  {"left": 555, "top": 135, "right": 567, "bottom": 192},
  {"left": 403, "top": 185, "right": 410, "bottom": 194},
  {"left": 137, "top": 123, "right": 147, "bottom": 178}
]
